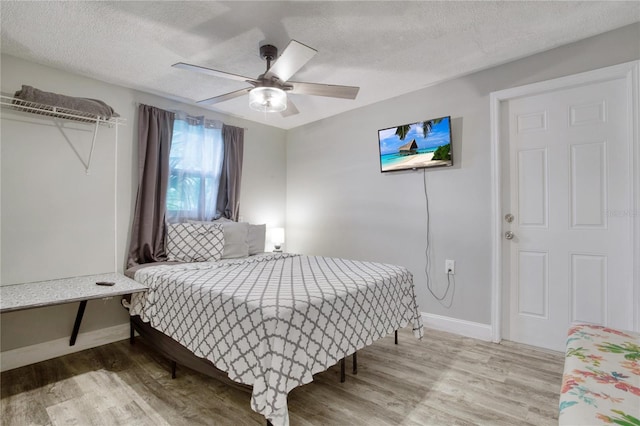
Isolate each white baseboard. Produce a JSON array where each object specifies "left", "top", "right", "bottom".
[
  {"left": 0, "top": 323, "right": 130, "bottom": 372},
  {"left": 421, "top": 312, "right": 493, "bottom": 341},
  {"left": 0, "top": 315, "right": 492, "bottom": 372}
]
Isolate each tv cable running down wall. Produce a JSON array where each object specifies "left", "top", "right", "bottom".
[
  {"left": 423, "top": 168, "right": 455, "bottom": 308},
  {"left": 377, "top": 114, "right": 455, "bottom": 306}
]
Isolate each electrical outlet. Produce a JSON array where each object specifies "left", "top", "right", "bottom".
[{"left": 445, "top": 259, "right": 455, "bottom": 275}]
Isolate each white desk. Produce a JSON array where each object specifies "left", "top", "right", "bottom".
[{"left": 0, "top": 273, "right": 147, "bottom": 345}]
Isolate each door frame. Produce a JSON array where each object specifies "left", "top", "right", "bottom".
[{"left": 489, "top": 60, "right": 640, "bottom": 343}]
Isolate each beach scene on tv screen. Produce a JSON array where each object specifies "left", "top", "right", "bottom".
[{"left": 378, "top": 116, "right": 451, "bottom": 172}]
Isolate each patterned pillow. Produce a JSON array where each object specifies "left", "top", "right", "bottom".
[
  {"left": 166, "top": 222, "right": 224, "bottom": 262},
  {"left": 187, "top": 220, "right": 249, "bottom": 258}
]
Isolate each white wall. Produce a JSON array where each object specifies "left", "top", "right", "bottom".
[
  {"left": 286, "top": 23, "right": 640, "bottom": 329},
  {"left": 0, "top": 54, "right": 287, "bottom": 357}
]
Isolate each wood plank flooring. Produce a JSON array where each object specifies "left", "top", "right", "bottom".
[{"left": 1, "top": 328, "right": 564, "bottom": 425}]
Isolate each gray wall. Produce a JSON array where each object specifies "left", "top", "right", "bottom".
[
  {"left": 0, "top": 54, "right": 287, "bottom": 351},
  {"left": 286, "top": 23, "right": 640, "bottom": 326}
]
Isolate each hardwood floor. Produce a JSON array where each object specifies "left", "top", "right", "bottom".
[{"left": 1, "top": 328, "right": 564, "bottom": 425}]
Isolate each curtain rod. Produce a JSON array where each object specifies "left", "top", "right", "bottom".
[{"left": 136, "top": 103, "right": 248, "bottom": 131}]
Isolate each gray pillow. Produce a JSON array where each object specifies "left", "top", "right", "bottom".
[
  {"left": 219, "top": 221, "right": 250, "bottom": 258},
  {"left": 248, "top": 224, "right": 266, "bottom": 255}
]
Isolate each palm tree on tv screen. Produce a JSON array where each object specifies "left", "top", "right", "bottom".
[{"left": 394, "top": 118, "right": 444, "bottom": 141}]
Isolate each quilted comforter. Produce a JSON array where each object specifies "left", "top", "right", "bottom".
[
  {"left": 559, "top": 323, "right": 640, "bottom": 425},
  {"left": 129, "top": 253, "right": 423, "bottom": 425}
]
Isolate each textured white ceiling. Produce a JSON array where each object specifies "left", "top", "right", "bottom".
[{"left": 1, "top": 1, "right": 638, "bottom": 129}]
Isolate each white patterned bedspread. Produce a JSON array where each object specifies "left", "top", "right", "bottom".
[{"left": 130, "top": 253, "right": 423, "bottom": 425}]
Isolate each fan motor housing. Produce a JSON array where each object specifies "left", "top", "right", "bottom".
[{"left": 260, "top": 44, "right": 278, "bottom": 61}]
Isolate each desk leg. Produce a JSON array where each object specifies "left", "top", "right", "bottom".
[{"left": 69, "top": 300, "right": 87, "bottom": 346}]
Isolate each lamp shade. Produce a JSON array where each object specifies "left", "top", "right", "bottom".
[
  {"left": 271, "top": 227, "right": 285, "bottom": 245},
  {"left": 249, "top": 87, "right": 287, "bottom": 113}
]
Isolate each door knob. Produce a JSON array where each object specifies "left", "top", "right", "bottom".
[
  {"left": 505, "top": 213, "right": 514, "bottom": 223},
  {"left": 505, "top": 231, "right": 514, "bottom": 240}
]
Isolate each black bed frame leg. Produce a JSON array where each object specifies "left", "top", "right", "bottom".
[
  {"left": 352, "top": 352, "right": 357, "bottom": 374},
  {"left": 171, "top": 360, "right": 177, "bottom": 379},
  {"left": 266, "top": 420, "right": 273, "bottom": 426},
  {"left": 395, "top": 330, "right": 398, "bottom": 345},
  {"left": 340, "top": 358, "right": 346, "bottom": 383},
  {"left": 129, "top": 318, "right": 135, "bottom": 345}
]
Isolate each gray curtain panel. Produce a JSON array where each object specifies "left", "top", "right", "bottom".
[
  {"left": 127, "top": 104, "right": 175, "bottom": 267},
  {"left": 217, "top": 124, "right": 244, "bottom": 221}
]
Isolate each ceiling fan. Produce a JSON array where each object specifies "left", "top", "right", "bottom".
[{"left": 172, "top": 40, "right": 359, "bottom": 117}]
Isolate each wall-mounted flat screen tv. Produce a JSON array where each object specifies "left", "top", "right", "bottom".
[{"left": 378, "top": 115, "right": 452, "bottom": 172}]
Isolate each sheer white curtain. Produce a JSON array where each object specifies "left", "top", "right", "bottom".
[{"left": 166, "top": 113, "right": 224, "bottom": 223}]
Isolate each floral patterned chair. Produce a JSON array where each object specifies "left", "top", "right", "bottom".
[{"left": 559, "top": 323, "right": 640, "bottom": 425}]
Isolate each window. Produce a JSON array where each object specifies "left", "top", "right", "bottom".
[{"left": 166, "top": 116, "right": 224, "bottom": 223}]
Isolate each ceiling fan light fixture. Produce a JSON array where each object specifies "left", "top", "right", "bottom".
[{"left": 249, "top": 87, "right": 287, "bottom": 113}]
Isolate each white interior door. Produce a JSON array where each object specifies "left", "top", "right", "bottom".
[{"left": 502, "top": 76, "right": 634, "bottom": 352}]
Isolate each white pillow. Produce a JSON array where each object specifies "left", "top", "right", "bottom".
[
  {"left": 188, "top": 220, "right": 249, "bottom": 259},
  {"left": 166, "top": 223, "right": 224, "bottom": 262}
]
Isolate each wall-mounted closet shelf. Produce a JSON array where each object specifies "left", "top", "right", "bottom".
[
  {"left": 1, "top": 95, "right": 125, "bottom": 173},
  {"left": 1, "top": 95, "right": 125, "bottom": 126}
]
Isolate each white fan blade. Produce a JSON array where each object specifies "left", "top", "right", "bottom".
[
  {"left": 173, "top": 62, "right": 258, "bottom": 84},
  {"left": 281, "top": 97, "right": 299, "bottom": 117},
  {"left": 264, "top": 40, "right": 317, "bottom": 83},
  {"left": 197, "top": 88, "right": 252, "bottom": 105},
  {"left": 288, "top": 81, "right": 359, "bottom": 99}
]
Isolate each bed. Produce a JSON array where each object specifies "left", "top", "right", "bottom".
[{"left": 127, "top": 251, "right": 423, "bottom": 425}]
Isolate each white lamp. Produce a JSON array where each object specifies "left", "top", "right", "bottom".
[
  {"left": 249, "top": 87, "right": 287, "bottom": 113},
  {"left": 271, "top": 227, "right": 285, "bottom": 252}
]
